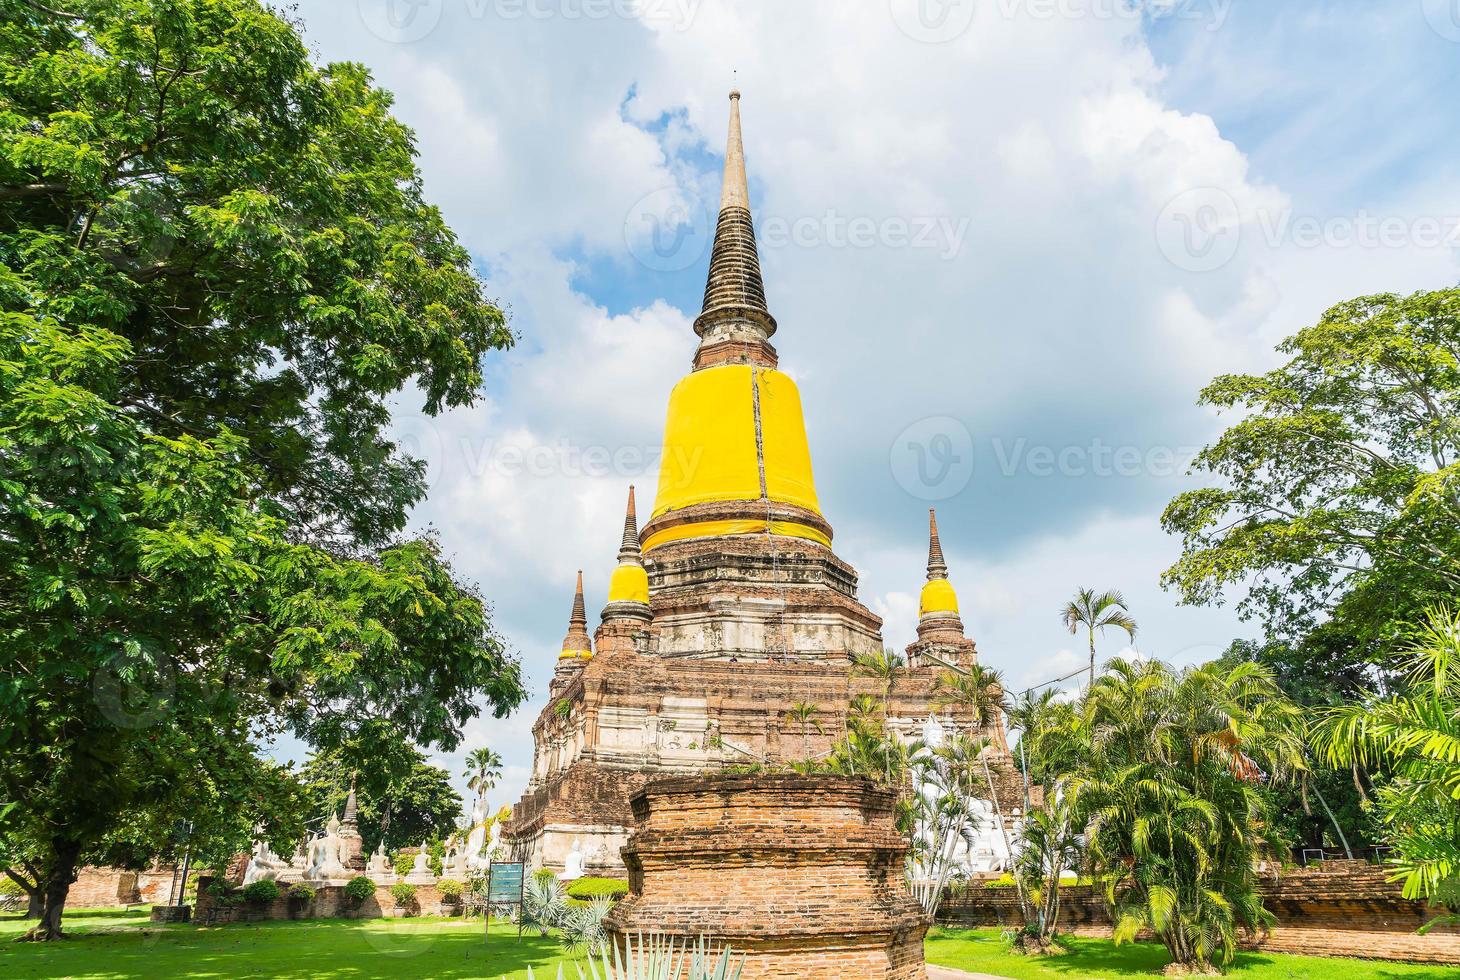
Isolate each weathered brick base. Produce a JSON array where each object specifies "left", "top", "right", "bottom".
[
  {"left": 605, "top": 774, "right": 929, "bottom": 980},
  {"left": 938, "top": 862, "right": 1460, "bottom": 965}
]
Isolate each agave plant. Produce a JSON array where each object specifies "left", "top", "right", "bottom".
[
  {"left": 517, "top": 934, "right": 744, "bottom": 980},
  {"left": 522, "top": 868, "right": 569, "bottom": 936},
  {"left": 559, "top": 896, "right": 616, "bottom": 955},
  {"left": 576, "top": 932, "right": 743, "bottom": 980}
]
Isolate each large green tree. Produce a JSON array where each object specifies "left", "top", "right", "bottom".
[
  {"left": 0, "top": 0, "right": 524, "bottom": 938},
  {"left": 299, "top": 744, "right": 462, "bottom": 856},
  {"left": 1163, "top": 288, "right": 1460, "bottom": 659}
]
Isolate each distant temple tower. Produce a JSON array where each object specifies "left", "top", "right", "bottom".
[{"left": 505, "top": 93, "right": 1019, "bottom": 876}]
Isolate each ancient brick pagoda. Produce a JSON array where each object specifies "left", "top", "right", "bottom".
[
  {"left": 605, "top": 775, "right": 930, "bottom": 979},
  {"left": 504, "top": 92, "right": 1021, "bottom": 876}
]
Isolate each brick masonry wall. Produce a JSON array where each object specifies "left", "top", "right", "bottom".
[
  {"left": 192, "top": 877, "right": 458, "bottom": 925},
  {"left": 606, "top": 774, "right": 929, "bottom": 980},
  {"left": 68, "top": 868, "right": 140, "bottom": 907},
  {"left": 937, "top": 862, "right": 1460, "bottom": 965}
]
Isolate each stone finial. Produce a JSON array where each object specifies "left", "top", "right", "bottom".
[
  {"left": 928, "top": 511, "right": 951, "bottom": 578},
  {"left": 719, "top": 90, "right": 749, "bottom": 211},
  {"left": 560, "top": 571, "right": 593, "bottom": 659},
  {"left": 618, "top": 485, "right": 642, "bottom": 562},
  {"left": 693, "top": 90, "right": 777, "bottom": 363}
]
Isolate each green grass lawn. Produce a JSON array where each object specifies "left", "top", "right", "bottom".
[
  {"left": 0, "top": 908, "right": 581, "bottom": 979},
  {"left": 4, "top": 912, "right": 1453, "bottom": 979},
  {"left": 924, "top": 927, "right": 1456, "bottom": 979}
]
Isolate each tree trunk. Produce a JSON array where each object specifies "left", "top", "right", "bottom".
[
  {"left": 21, "top": 840, "right": 80, "bottom": 942},
  {"left": 26, "top": 890, "right": 43, "bottom": 919}
]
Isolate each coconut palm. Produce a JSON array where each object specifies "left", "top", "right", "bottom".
[
  {"left": 783, "top": 702, "right": 823, "bottom": 760},
  {"left": 852, "top": 648, "right": 906, "bottom": 700},
  {"left": 932, "top": 663, "right": 1009, "bottom": 730},
  {"left": 1075, "top": 658, "right": 1305, "bottom": 972},
  {"left": 464, "top": 747, "right": 503, "bottom": 802},
  {"left": 1060, "top": 588, "right": 1138, "bottom": 689},
  {"left": 1312, "top": 606, "right": 1460, "bottom": 903}
]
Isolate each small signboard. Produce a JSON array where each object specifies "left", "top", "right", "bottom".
[{"left": 485, "top": 861, "right": 525, "bottom": 943}]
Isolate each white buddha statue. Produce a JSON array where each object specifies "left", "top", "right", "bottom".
[
  {"left": 463, "top": 797, "right": 492, "bottom": 872},
  {"left": 306, "top": 814, "right": 351, "bottom": 883},
  {"left": 366, "top": 841, "right": 395, "bottom": 883},
  {"left": 563, "top": 840, "right": 586, "bottom": 881},
  {"left": 243, "top": 839, "right": 285, "bottom": 885},
  {"left": 403, "top": 842, "right": 437, "bottom": 885}
]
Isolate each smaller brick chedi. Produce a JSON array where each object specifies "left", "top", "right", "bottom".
[
  {"left": 605, "top": 775, "right": 929, "bottom": 980},
  {"left": 504, "top": 92, "right": 1023, "bottom": 877}
]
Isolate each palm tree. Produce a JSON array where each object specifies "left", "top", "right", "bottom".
[
  {"left": 852, "top": 648, "right": 906, "bottom": 700},
  {"left": 1076, "top": 657, "right": 1305, "bottom": 972},
  {"left": 1312, "top": 606, "right": 1460, "bottom": 902},
  {"left": 783, "top": 701, "right": 823, "bottom": 760},
  {"left": 932, "top": 662, "right": 1008, "bottom": 730},
  {"left": 1060, "top": 587, "right": 1138, "bottom": 689},
  {"left": 1015, "top": 792, "right": 1084, "bottom": 948},
  {"left": 464, "top": 747, "right": 502, "bottom": 803}
]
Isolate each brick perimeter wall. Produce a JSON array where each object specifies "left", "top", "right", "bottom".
[
  {"left": 937, "top": 862, "right": 1460, "bottom": 965},
  {"left": 192, "top": 877, "right": 458, "bottom": 924}
]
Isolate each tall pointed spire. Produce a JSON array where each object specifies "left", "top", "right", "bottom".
[
  {"left": 918, "top": 509, "right": 960, "bottom": 623},
  {"left": 604, "top": 485, "right": 652, "bottom": 623},
  {"left": 926, "top": 509, "right": 948, "bottom": 581},
  {"left": 719, "top": 90, "right": 749, "bottom": 210},
  {"left": 618, "top": 485, "right": 641, "bottom": 561},
  {"left": 341, "top": 775, "right": 359, "bottom": 829},
  {"left": 559, "top": 571, "right": 593, "bottom": 659},
  {"left": 693, "top": 91, "right": 776, "bottom": 369}
]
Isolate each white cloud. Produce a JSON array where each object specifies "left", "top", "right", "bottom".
[{"left": 285, "top": 0, "right": 1459, "bottom": 822}]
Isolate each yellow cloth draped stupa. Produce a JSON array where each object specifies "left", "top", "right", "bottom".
[
  {"left": 918, "top": 509, "right": 961, "bottom": 619},
  {"left": 646, "top": 91, "right": 827, "bottom": 554},
  {"left": 606, "top": 486, "right": 650, "bottom": 605}
]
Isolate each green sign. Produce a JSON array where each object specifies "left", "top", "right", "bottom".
[{"left": 487, "top": 862, "right": 524, "bottom": 903}]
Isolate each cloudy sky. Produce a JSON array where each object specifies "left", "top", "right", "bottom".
[{"left": 290, "top": 0, "right": 1460, "bottom": 814}]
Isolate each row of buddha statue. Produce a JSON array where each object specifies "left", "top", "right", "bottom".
[{"left": 241, "top": 796, "right": 506, "bottom": 888}]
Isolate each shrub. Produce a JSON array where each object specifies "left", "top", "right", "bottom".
[
  {"left": 0, "top": 877, "right": 24, "bottom": 898},
  {"left": 566, "top": 877, "right": 629, "bottom": 901},
  {"left": 390, "top": 882, "right": 418, "bottom": 911},
  {"left": 289, "top": 884, "right": 316, "bottom": 904},
  {"left": 344, "top": 875, "right": 376, "bottom": 904},
  {"left": 438, "top": 878, "right": 464, "bottom": 901},
  {"left": 206, "top": 879, "right": 239, "bottom": 907},
  {"left": 240, "top": 880, "right": 281, "bottom": 904}
]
